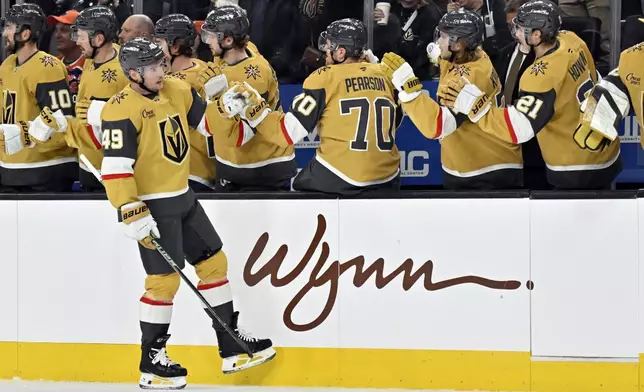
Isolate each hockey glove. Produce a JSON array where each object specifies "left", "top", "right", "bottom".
[
  {"left": 76, "top": 99, "right": 106, "bottom": 128},
  {"left": 573, "top": 84, "right": 624, "bottom": 151},
  {"left": 199, "top": 62, "right": 228, "bottom": 99},
  {"left": 120, "top": 201, "right": 160, "bottom": 250},
  {"left": 381, "top": 52, "right": 422, "bottom": 103},
  {"left": 426, "top": 42, "right": 441, "bottom": 66},
  {"left": 215, "top": 81, "right": 269, "bottom": 123},
  {"left": 439, "top": 77, "right": 491, "bottom": 123},
  {"left": 28, "top": 107, "right": 68, "bottom": 142},
  {"left": 0, "top": 121, "right": 32, "bottom": 154}
]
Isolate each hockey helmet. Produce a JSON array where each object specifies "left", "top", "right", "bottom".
[
  {"left": 201, "top": 5, "right": 249, "bottom": 45},
  {"left": 155, "top": 14, "right": 196, "bottom": 47},
  {"left": 318, "top": 18, "right": 367, "bottom": 58},
  {"left": 119, "top": 37, "right": 166, "bottom": 80},
  {"left": 514, "top": 0, "right": 562, "bottom": 43},
  {"left": 3, "top": 3, "right": 46, "bottom": 42},
  {"left": 435, "top": 10, "right": 485, "bottom": 51},
  {"left": 72, "top": 6, "right": 118, "bottom": 43}
]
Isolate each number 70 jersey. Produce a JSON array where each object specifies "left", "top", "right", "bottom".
[{"left": 286, "top": 62, "right": 402, "bottom": 185}]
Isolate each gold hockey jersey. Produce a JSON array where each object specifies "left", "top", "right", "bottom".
[
  {"left": 253, "top": 62, "right": 401, "bottom": 192},
  {"left": 165, "top": 58, "right": 217, "bottom": 189},
  {"left": 0, "top": 51, "right": 77, "bottom": 186},
  {"left": 100, "top": 77, "right": 207, "bottom": 209},
  {"left": 474, "top": 32, "right": 621, "bottom": 189},
  {"left": 600, "top": 43, "right": 644, "bottom": 149},
  {"left": 203, "top": 48, "right": 296, "bottom": 187},
  {"left": 403, "top": 49, "right": 523, "bottom": 189},
  {"left": 65, "top": 47, "right": 129, "bottom": 188}
]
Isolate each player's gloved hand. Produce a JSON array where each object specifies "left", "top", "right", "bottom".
[
  {"left": 426, "top": 42, "right": 441, "bottom": 66},
  {"left": 364, "top": 49, "right": 379, "bottom": 64},
  {"left": 573, "top": 84, "right": 620, "bottom": 151},
  {"left": 120, "top": 201, "right": 160, "bottom": 250},
  {"left": 0, "top": 121, "right": 32, "bottom": 154},
  {"left": 381, "top": 52, "right": 422, "bottom": 103},
  {"left": 439, "top": 77, "right": 491, "bottom": 123},
  {"left": 215, "top": 81, "right": 269, "bottom": 121},
  {"left": 76, "top": 98, "right": 106, "bottom": 128},
  {"left": 199, "top": 62, "right": 228, "bottom": 99},
  {"left": 28, "top": 107, "right": 68, "bottom": 142}
]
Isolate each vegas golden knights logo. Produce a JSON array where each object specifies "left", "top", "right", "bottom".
[
  {"left": 3, "top": 90, "right": 16, "bottom": 124},
  {"left": 159, "top": 114, "right": 188, "bottom": 164}
]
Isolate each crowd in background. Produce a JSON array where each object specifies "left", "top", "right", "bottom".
[{"left": 17, "top": 0, "right": 639, "bottom": 84}]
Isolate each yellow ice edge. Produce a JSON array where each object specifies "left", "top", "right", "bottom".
[{"left": 0, "top": 342, "right": 639, "bottom": 392}]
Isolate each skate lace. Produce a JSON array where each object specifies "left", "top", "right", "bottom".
[
  {"left": 236, "top": 326, "right": 259, "bottom": 343},
  {"left": 151, "top": 347, "right": 179, "bottom": 368}
]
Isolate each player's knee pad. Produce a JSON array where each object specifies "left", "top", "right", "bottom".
[
  {"left": 144, "top": 273, "right": 181, "bottom": 302},
  {"left": 195, "top": 250, "right": 228, "bottom": 284}
]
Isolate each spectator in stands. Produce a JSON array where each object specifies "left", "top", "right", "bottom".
[
  {"left": 559, "top": 0, "right": 610, "bottom": 73},
  {"left": 373, "top": 0, "right": 443, "bottom": 80},
  {"left": 447, "top": 0, "right": 513, "bottom": 60},
  {"left": 238, "top": 0, "right": 309, "bottom": 83},
  {"left": 47, "top": 10, "right": 84, "bottom": 105},
  {"left": 494, "top": 0, "right": 548, "bottom": 190},
  {"left": 118, "top": 14, "right": 154, "bottom": 44}
]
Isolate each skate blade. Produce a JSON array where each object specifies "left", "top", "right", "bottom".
[
  {"left": 222, "top": 347, "right": 277, "bottom": 374},
  {"left": 139, "top": 373, "right": 187, "bottom": 390}
]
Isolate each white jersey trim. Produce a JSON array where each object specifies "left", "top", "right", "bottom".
[
  {"left": 315, "top": 155, "right": 400, "bottom": 187},
  {"left": 140, "top": 186, "right": 190, "bottom": 201},
  {"left": 101, "top": 156, "right": 134, "bottom": 176},
  {"left": 0, "top": 156, "right": 78, "bottom": 169},
  {"left": 546, "top": 150, "right": 620, "bottom": 172},
  {"left": 215, "top": 153, "right": 295, "bottom": 169},
  {"left": 442, "top": 163, "right": 524, "bottom": 178}
]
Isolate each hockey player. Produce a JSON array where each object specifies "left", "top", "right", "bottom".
[
  {"left": 198, "top": 6, "right": 296, "bottom": 191},
  {"left": 22, "top": 6, "right": 129, "bottom": 192},
  {"left": 70, "top": 6, "right": 128, "bottom": 191},
  {"left": 439, "top": 0, "right": 621, "bottom": 189},
  {"left": 381, "top": 10, "right": 523, "bottom": 189},
  {"left": 572, "top": 42, "right": 643, "bottom": 152},
  {"left": 154, "top": 14, "right": 217, "bottom": 192},
  {"left": 212, "top": 18, "right": 402, "bottom": 195},
  {"left": 0, "top": 3, "right": 77, "bottom": 192},
  {"left": 41, "top": 38, "right": 276, "bottom": 388}
]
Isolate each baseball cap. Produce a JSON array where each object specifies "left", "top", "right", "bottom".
[{"left": 47, "top": 10, "right": 79, "bottom": 26}]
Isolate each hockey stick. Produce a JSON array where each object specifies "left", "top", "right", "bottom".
[{"left": 79, "top": 154, "right": 253, "bottom": 358}]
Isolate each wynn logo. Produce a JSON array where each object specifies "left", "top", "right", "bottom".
[{"left": 244, "top": 214, "right": 531, "bottom": 332}]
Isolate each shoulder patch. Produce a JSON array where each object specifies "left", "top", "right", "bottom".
[
  {"left": 316, "top": 66, "right": 330, "bottom": 75},
  {"left": 449, "top": 64, "right": 471, "bottom": 77},
  {"left": 530, "top": 60, "right": 549, "bottom": 76},
  {"left": 40, "top": 55, "right": 56, "bottom": 68},
  {"left": 245, "top": 64, "right": 261, "bottom": 80},
  {"left": 111, "top": 91, "right": 127, "bottom": 104},
  {"left": 102, "top": 68, "right": 118, "bottom": 83}
]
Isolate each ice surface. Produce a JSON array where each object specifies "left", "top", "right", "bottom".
[{"left": 0, "top": 381, "right": 468, "bottom": 392}]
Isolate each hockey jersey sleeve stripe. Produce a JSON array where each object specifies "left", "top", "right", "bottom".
[
  {"left": 435, "top": 107, "right": 443, "bottom": 138},
  {"left": 505, "top": 106, "right": 535, "bottom": 143},
  {"left": 236, "top": 121, "right": 256, "bottom": 147},
  {"left": 281, "top": 112, "right": 309, "bottom": 145},
  {"left": 87, "top": 124, "right": 102, "bottom": 150},
  {"left": 102, "top": 156, "right": 135, "bottom": 177},
  {"left": 504, "top": 108, "right": 518, "bottom": 144}
]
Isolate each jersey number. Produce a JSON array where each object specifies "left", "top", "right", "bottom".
[
  {"left": 102, "top": 128, "right": 123, "bottom": 150},
  {"left": 341, "top": 97, "right": 396, "bottom": 151},
  {"left": 516, "top": 95, "right": 544, "bottom": 120},
  {"left": 48, "top": 90, "right": 72, "bottom": 111},
  {"left": 293, "top": 93, "right": 317, "bottom": 116}
]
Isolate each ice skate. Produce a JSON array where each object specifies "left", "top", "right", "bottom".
[
  {"left": 139, "top": 335, "right": 187, "bottom": 390},
  {"left": 217, "top": 311, "right": 276, "bottom": 374}
]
